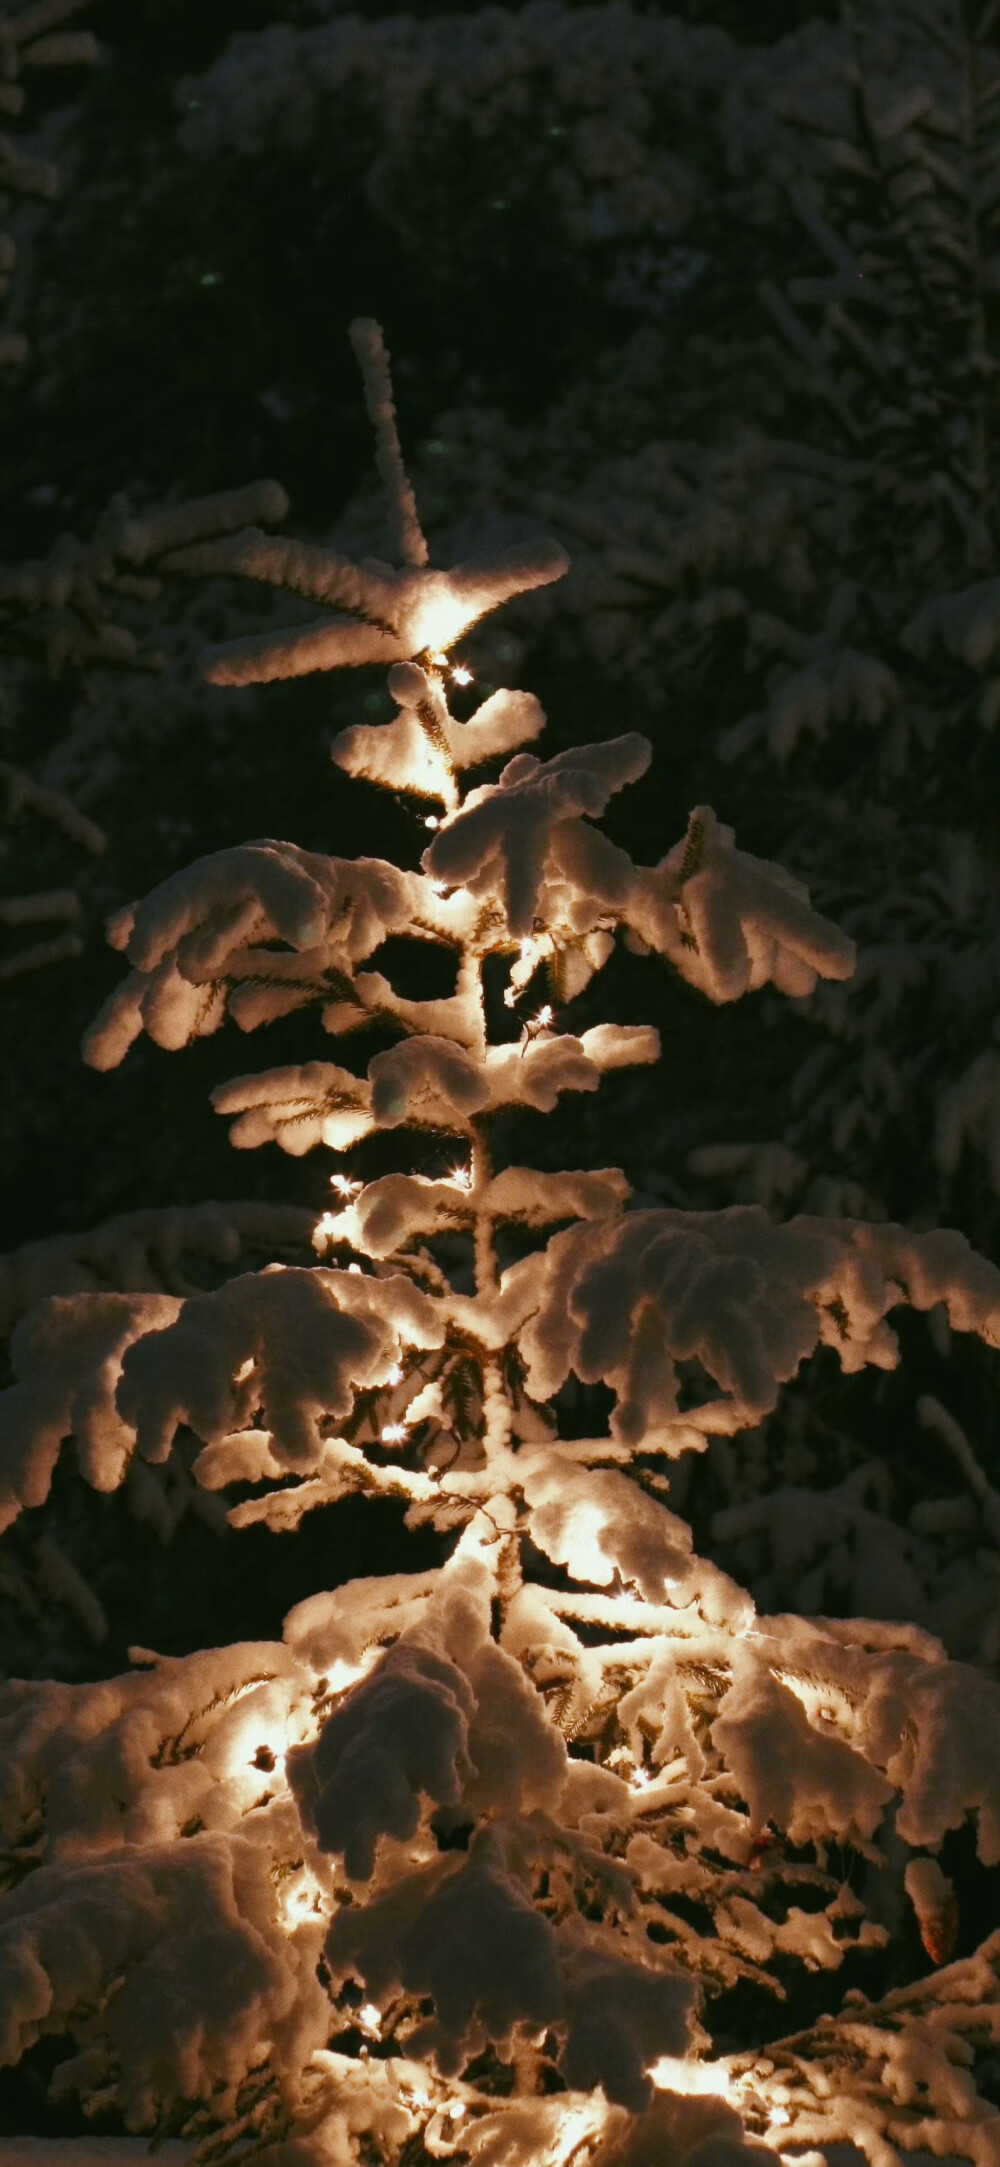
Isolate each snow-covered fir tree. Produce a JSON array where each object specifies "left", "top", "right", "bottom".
[{"left": 2, "top": 320, "right": 1000, "bottom": 2167}]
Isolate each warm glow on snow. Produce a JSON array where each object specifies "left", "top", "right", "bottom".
[
  {"left": 12, "top": 304, "right": 1000, "bottom": 2167},
  {"left": 549, "top": 2102, "right": 609, "bottom": 2166},
  {"left": 559, "top": 1499, "right": 613, "bottom": 1585},
  {"left": 279, "top": 1868, "right": 326, "bottom": 1929},
  {"left": 648, "top": 2057, "right": 738, "bottom": 2100}
]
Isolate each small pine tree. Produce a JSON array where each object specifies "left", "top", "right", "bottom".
[{"left": 2, "top": 321, "right": 1000, "bottom": 2166}]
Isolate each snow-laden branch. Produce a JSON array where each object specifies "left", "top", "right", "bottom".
[
  {"left": 0, "top": 1266, "right": 445, "bottom": 1527},
  {"left": 160, "top": 529, "right": 568, "bottom": 684},
  {"left": 514, "top": 1207, "right": 1000, "bottom": 1441}
]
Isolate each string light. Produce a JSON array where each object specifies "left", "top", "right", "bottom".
[
  {"left": 278, "top": 1869, "right": 326, "bottom": 1931},
  {"left": 381, "top": 1421, "right": 409, "bottom": 1445},
  {"left": 448, "top": 1163, "right": 473, "bottom": 1191},
  {"left": 400, "top": 2080, "right": 431, "bottom": 2110},
  {"left": 424, "top": 814, "right": 441, "bottom": 829},
  {"left": 285, "top": 1886, "right": 317, "bottom": 1922},
  {"left": 648, "top": 2057, "right": 739, "bottom": 2101},
  {"left": 451, "top": 664, "right": 473, "bottom": 686},
  {"left": 330, "top": 1173, "right": 361, "bottom": 1199},
  {"left": 520, "top": 1002, "right": 555, "bottom": 1050}
]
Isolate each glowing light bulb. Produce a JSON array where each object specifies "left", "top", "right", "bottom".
[
  {"left": 424, "top": 814, "right": 440, "bottom": 829},
  {"left": 330, "top": 1173, "right": 360, "bottom": 1199},
  {"left": 358, "top": 2002, "right": 382, "bottom": 2033},
  {"left": 560, "top": 1500, "right": 611, "bottom": 1584},
  {"left": 279, "top": 1869, "right": 325, "bottom": 1930},
  {"left": 451, "top": 664, "right": 473, "bottom": 686},
  {"left": 449, "top": 1163, "right": 473, "bottom": 1191},
  {"left": 648, "top": 2058, "right": 737, "bottom": 2101},
  {"left": 347, "top": 1262, "right": 363, "bottom": 1275},
  {"left": 429, "top": 650, "right": 449, "bottom": 668},
  {"left": 381, "top": 1421, "right": 409, "bottom": 1445}
]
